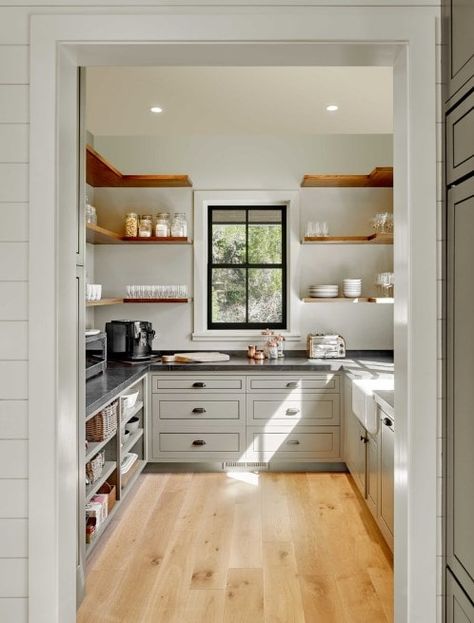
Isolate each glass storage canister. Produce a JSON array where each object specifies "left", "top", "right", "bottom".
[
  {"left": 155, "top": 212, "right": 171, "bottom": 237},
  {"left": 138, "top": 214, "right": 153, "bottom": 238},
  {"left": 170, "top": 212, "right": 188, "bottom": 238},
  {"left": 86, "top": 197, "right": 97, "bottom": 225},
  {"left": 124, "top": 212, "right": 138, "bottom": 238}
]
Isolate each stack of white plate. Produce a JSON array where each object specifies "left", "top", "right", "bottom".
[
  {"left": 343, "top": 279, "right": 362, "bottom": 298},
  {"left": 308, "top": 284, "right": 339, "bottom": 298}
]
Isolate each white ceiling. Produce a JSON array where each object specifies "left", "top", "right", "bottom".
[{"left": 86, "top": 66, "right": 393, "bottom": 136}]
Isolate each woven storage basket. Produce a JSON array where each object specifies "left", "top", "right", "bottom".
[
  {"left": 86, "top": 402, "right": 118, "bottom": 442},
  {"left": 85, "top": 450, "right": 105, "bottom": 485}
]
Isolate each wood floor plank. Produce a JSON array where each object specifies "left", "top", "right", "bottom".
[
  {"left": 229, "top": 496, "right": 262, "bottom": 568},
  {"left": 224, "top": 568, "right": 264, "bottom": 623},
  {"left": 190, "top": 475, "right": 236, "bottom": 589},
  {"left": 336, "top": 570, "right": 389, "bottom": 623},
  {"left": 299, "top": 574, "right": 348, "bottom": 623},
  {"left": 263, "top": 541, "right": 306, "bottom": 623},
  {"left": 183, "top": 589, "right": 226, "bottom": 623},
  {"left": 261, "top": 473, "right": 291, "bottom": 542},
  {"left": 77, "top": 472, "right": 393, "bottom": 623}
]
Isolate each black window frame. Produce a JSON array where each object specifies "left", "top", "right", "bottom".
[{"left": 207, "top": 205, "right": 287, "bottom": 330}]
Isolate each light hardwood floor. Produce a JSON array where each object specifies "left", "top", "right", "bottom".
[{"left": 77, "top": 472, "right": 393, "bottom": 623}]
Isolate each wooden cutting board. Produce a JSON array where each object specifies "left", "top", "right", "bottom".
[{"left": 171, "top": 352, "right": 230, "bottom": 363}]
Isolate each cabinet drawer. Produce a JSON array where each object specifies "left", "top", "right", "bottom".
[
  {"left": 152, "top": 375, "right": 244, "bottom": 393},
  {"left": 153, "top": 394, "right": 243, "bottom": 421},
  {"left": 158, "top": 432, "right": 240, "bottom": 453},
  {"left": 247, "top": 394, "right": 339, "bottom": 425},
  {"left": 247, "top": 374, "right": 339, "bottom": 393},
  {"left": 247, "top": 426, "right": 340, "bottom": 460},
  {"left": 447, "top": 91, "right": 474, "bottom": 185}
]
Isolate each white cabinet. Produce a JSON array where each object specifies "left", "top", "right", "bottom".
[
  {"left": 378, "top": 409, "right": 394, "bottom": 548},
  {"left": 344, "top": 377, "right": 394, "bottom": 550},
  {"left": 150, "top": 372, "right": 343, "bottom": 464},
  {"left": 366, "top": 429, "right": 379, "bottom": 519},
  {"left": 447, "top": 569, "right": 474, "bottom": 623},
  {"left": 344, "top": 377, "right": 366, "bottom": 496}
]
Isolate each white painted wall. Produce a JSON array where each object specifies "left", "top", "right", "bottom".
[{"left": 92, "top": 134, "right": 393, "bottom": 350}]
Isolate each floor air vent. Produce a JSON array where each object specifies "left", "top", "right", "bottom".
[{"left": 222, "top": 461, "right": 269, "bottom": 471}]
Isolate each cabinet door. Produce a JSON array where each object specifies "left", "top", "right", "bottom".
[
  {"left": 447, "top": 178, "right": 474, "bottom": 602},
  {"left": 366, "top": 427, "right": 379, "bottom": 520},
  {"left": 446, "top": 0, "right": 474, "bottom": 102},
  {"left": 447, "top": 569, "right": 474, "bottom": 623},
  {"left": 447, "top": 91, "right": 474, "bottom": 186},
  {"left": 379, "top": 413, "right": 394, "bottom": 547},
  {"left": 344, "top": 378, "right": 366, "bottom": 496}
]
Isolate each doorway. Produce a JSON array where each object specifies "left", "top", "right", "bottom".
[{"left": 29, "top": 10, "right": 439, "bottom": 623}]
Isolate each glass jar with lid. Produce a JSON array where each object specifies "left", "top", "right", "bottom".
[
  {"left": 171, "top": 212, "right": 188, "bottom": 238},
  {"left": 155, "top": 212, "right": 171, "bottom": 237},
  {"left": 138, "top": 214, "right": 153, "bottom": 238},
  {"left": 124, "top": 212, "right": 138, "bottom": 237}
]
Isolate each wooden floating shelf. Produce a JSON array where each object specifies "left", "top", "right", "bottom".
[
  {"left": 302, "top": 297, "right": 394, "bottom": 304},
  {"left": 123, "top": 298, "right": 192, "bottom": 304},
  {"left": 86, "top": 223, "right": 192, "bottom": 245},
  {"left": 301, "top": 167, "right": 393, "bottom": 188},
  {"left": 86, "top": 298, "right": 123, "bottom": 307},
  {"left": 302, "top": 233, "right": 393, "bottom": 245},
  {"left": 86, "top": 144, "right": 192, "bottom": 188}
]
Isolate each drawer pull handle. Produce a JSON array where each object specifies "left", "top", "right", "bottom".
[
  {"left": 287, "top": 439, "right": 300, "bottom": 445},
  {"left": 192, "top": 439, "right": 207, "bottom": 446},
  {"left": 286, "top": 382, "right": 299, "bottom": 388},
  {"left": 192, "top": 407, "right": 207, "bottom": 414},
  {"left": 285, "top": 408, "right": 300, "bottom": 416},
  {"left": 383, "top": 417, "right": 393, "bottom": 429},
  {"left": 192, "top": 382, "right": 206, "bottom": 388}
]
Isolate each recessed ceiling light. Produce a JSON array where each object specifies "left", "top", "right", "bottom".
[
  {"left": 326, "top": 104, "right": 338, "bottom": 112},
  {"left": 150, "top": 106, "right": 163, "bottom": 114}
]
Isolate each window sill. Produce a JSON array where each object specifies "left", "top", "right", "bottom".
[{"left": 192, "top": 331, "right": 301, "bottom": 342}]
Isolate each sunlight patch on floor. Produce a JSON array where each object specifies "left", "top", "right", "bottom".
[{"left": 226, "top": 471, "right": 260, "bottom": 486}]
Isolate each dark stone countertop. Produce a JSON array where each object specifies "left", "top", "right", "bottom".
[
  {"left": 86, "top": 350, "right": 393, "bottom": 416},
  {"left": 86, "top": 362, "right": 148, "bottom": 417},
  {"left": 149, "top": 350, "right": 393, "bottom": 373}
]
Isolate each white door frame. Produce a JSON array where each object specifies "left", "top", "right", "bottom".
[{"left": 29, "top": 8, "right": 439, "bottom": 623}]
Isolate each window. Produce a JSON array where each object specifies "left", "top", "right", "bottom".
[{"left": 207, "top": 206, "right": 287, "bottom": 329}]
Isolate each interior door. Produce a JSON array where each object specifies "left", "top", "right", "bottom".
[{"left": 447, "top": 177, "right": 474, "bottom": 603}]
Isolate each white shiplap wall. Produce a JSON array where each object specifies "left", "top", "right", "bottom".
[
  {"left": 0, "top": 8, "right": 29, "bottom": 620},
  {"left": 0, "top": 3, "right": 442, "bottom": 622}
]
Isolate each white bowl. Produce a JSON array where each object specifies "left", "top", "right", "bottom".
[
  {"left": 121, "top": 392, "right": 138, "bottom": 410},
  {"left": 125, "top": 416, "right": 140, "bottom": 433}
]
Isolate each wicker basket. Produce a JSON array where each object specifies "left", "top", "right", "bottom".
[
  {"left": 85, "top": 450, "right": 105, "bottom": 485},
  {"left": 86, "top": 402, "right": 118, "bottom": 442}
]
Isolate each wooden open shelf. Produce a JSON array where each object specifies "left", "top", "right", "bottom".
[
  {"left": 86, "top": 223, "right": 192, "bottom": 245},
  {"left": 302, "top": 233, "right": 393, "bottom": 245},
  {"left": 86, "top": 298, "right": 123, "bottom": 307},
  {"left": 123, "top": 298, "right": 192, "bottom": 304},
  {"left": 302, "top": 297, "right": 394, "bottom": 304},
  {"left": 301, "top": 167, "right": 393, "bottom": 188},
  {"left": 86, "top": 144, "right": 192, "bottom": 188}
]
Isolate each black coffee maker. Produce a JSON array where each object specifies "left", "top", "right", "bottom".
[{"left": 106, "top": 320, "right": 156, "bottom": 361}]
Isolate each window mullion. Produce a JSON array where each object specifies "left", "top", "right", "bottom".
[{"left": 245, "top": 208, "right": 249, "bottom": 324}]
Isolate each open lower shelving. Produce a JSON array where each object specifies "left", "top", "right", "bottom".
[
  {"left": 302, "top": 297, "right": 394, "bottom": 304},
  {"left": 121, "top": 428, "right": 144, "bottom": 457},
  {"left": 302, "top": 233, "right": 393, "bottom": 245},
  {"left": 85, "top": 435, "right": 116, "bottom": 464},
  {"left": 85, "top": 499, "right": 120, "bottom": 558},
  {"left": 121, "top": 459, "right": 147, "bottom": 494},
  {"left": 86, "top": 223, "right": 192, "bottom": 245},
  {"left": 85, "top": 461, "right": 116, "bottom": 503}
]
